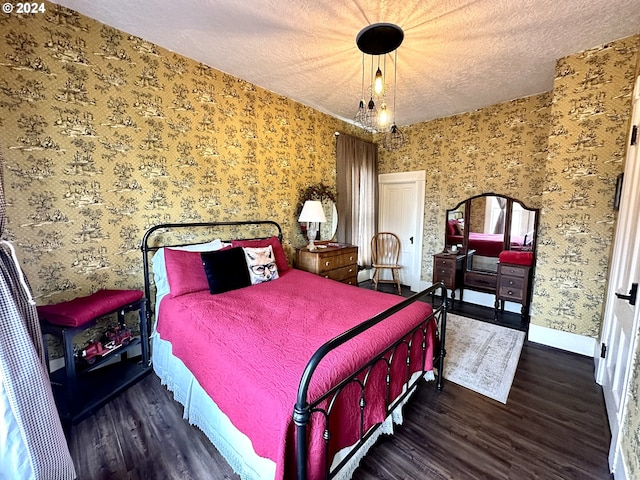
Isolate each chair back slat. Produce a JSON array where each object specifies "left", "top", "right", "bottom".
[{"left": 371, "top": 232, "right": 400, "bottom": 264}]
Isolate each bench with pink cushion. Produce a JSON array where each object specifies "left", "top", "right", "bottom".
[{"left": 38, "top": 289, "right": 151, "bottom": 426}]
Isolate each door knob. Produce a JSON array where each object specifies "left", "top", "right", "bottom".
[
  {"left": 616, "top": 283, "right": 638, "bottom": 306},
  {"left": 409, "top": 236, "right": 414, "bottom": 244}
]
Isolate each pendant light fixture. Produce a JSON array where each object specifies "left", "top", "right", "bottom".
[
  {"left": 353, "top": 22, "right": 405, "bottom": 150},
  {"left": 383, "top": 48, "right": 405, "bottom": 151}
]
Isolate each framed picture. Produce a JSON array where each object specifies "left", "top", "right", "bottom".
[{"left": 614, "top": 173, "right": 624, "bottom": 210}]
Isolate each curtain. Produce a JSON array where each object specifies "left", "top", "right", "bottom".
[
  {"left": 335, "top": 133, "right": 377, "bottom": 267},
  {"left": 493, "top": 197, "right": 507, "bottom": 234},
  {"left": 0, "top": 162, "right": 76, "bottom": 479}
]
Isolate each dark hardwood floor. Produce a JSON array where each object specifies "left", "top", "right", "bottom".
[
  {"left": 68, "top": 341, "right": 612, "bottom": 479},
  {"left": 360, "top": 279, "right": 526, "bottom": 331}
]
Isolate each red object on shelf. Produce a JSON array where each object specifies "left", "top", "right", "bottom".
[
  {"left": 498, "top": 250, "right": 534, "bottom": 266},
  {"left": 79, "top": 325, "right": 133, "bottom": 365}
]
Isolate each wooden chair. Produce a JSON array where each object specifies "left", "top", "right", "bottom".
[{"left": 371, "top": 232, "right": 402, "bottom": 294}]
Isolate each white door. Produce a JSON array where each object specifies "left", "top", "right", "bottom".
[
  {"left": 378, "top": 171, "right": 426, "bottom": 292},
  {"left": 596, "top": 75, "right": 640, "bottom": 474}
]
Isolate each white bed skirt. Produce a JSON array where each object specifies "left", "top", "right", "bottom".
[{"left": 151, "top": 331, "right": 434, "bottom": 480}]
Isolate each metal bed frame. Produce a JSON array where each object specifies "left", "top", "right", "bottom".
[{"left": 141, "top": 221, "right": 447, "bottom": 480}]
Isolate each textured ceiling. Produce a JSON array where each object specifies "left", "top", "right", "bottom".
[{"left": 51, "top": 0, "right": 640, "bottom": 127}]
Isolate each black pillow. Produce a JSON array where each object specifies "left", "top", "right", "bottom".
[{"left": 201, "top": 247, "right": 251, "bottom": 294}]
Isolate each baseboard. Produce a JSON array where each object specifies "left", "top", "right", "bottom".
[
  {"left": 613, "top": 445, "right": 628, "bottom": 480},
  {"left": 462, "top": 290, "right": 520, "bottom": 313},
  {"left": 50, "top": 357, "right": 65, "bottom": 372},
  {"left": 358, "top": 268, "right": 372, "bottom": 283},
  {"left": 421, "top": 281, "right": 519, "bottom": 313},
  {"left": 528, "top": 323, "right": 597, "bottom": 357}
]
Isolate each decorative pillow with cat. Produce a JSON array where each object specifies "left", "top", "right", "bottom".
[{"left": 243, "top": 245, "right": 280, "bottom": 284}]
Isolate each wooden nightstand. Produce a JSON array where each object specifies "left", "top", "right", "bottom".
[
  {"left": 432, "top": 251, "right": 466, "bottom": 304},
  {"left": 495, "top": 262, "right": 532, "bottom": 325},
  {"left": 295, "top": 243, "right": 358, "bottom": 285}
]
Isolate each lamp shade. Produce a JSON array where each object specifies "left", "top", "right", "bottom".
[{"left": 298, "top": 200, "right": 326, "bottom": 223}]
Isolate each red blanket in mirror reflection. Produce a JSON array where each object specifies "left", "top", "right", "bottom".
[{"left": 447, "top": 232, "right": 525, "bottom": 257}]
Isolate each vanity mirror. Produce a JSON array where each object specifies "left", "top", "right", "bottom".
[{"left": 441, "top": 193, "right": 539, "bottom": 300}]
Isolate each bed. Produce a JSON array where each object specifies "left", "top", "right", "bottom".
[
  {"left": 142, "top": 221, "right": 447, "bottom": 480},
  {"left": 446, "top": 220, "right": 526, "bottom": 257}
]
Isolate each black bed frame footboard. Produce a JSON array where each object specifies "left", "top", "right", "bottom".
[
  {"left": 141, "top": 221, "right": 446, "bottom": 480},
  {"left": 293, "top": 282, "right": 447, "bottom": 480}
]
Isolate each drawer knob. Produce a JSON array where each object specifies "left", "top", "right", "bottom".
[
  {"left": 325, "top": 261, "right": 330, "bottom": 267},
  {"left": 349, "top": 256, "right": 354, "bottom": 261},
  {"left": 324, "top": 275, "right": 329, "bottom": 278},
  {"left": 348, "top": 268, "right": 353, "bottom": 273},
  {"left": 508, "top": 290, "right": 513, "bottom": 295},
  {"left": 509, "top": 280, "right": 514, "bottom": 285}
]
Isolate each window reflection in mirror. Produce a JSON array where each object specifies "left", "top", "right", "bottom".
[{"left": 511, "top": 201, "right": 536, "bottom": 250}]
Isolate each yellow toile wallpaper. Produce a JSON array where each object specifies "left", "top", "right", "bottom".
[
  {"left": 378, "top": 36, "right": 639, "bottom": 339},
  {"left": 376, "top": 35, "right": 639, "bottom": 473},
  {"left": 0, "top": 2, "right": 365, "bottom": 304}
]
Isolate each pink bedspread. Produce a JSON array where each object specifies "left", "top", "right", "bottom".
[
  {"left": 156, "top": 268, "right": 435, "bottom": 480},
  {"left": 447, "top": 232, "right": 525, "bottom": 257}
]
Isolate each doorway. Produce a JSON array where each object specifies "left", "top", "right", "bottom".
[
  {"left": 595, "top": 74, "right": 640, "bottom": 476},
  {"left": 377, "top": 171, "right": 426, "bottom": 292}
]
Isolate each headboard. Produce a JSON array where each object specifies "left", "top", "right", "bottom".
[{"left": 141, "top": 220, "right": 283, "bottom": 330}]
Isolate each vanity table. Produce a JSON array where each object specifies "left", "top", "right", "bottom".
[
  {"left": 494, "top": 251, "right": 534, "bottom": 325},
  {"left": 443, "top": 193, "right": 539, "bottom": 322},
  {"left": 432, "top": 251, "right": 469, "bottom": 304}
]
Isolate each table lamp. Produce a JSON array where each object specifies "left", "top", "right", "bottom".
[{"left": 298, "top": 200, "right": 326, "bottom": 250}]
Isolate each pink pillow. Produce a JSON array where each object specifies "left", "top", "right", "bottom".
[
  {"left": 164, "top": 248, "right": 210, "bottom": 297},
  {"left": 231, "top": 236, "right": 289, "bottom": 272},
  {"left": 446, "top": 220, "right": 458, "bottom": 236},
  {"left": 37, "top": 289, "right": 143, "bottom": 327}
]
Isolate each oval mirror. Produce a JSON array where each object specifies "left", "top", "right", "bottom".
[
  {"left": 319, "top": 199, "right": 338, "bottom": 240},
  {"left": 297, "top": 184, "right": 338, "bottom": 242}
]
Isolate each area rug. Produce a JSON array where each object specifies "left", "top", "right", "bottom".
[{"left": 443, "top": 313, "right": 525, "bottom": 404}]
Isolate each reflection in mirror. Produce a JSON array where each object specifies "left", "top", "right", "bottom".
[
  {"left": 511, "top": 201, "right": 536, "bottom": 250},
  {"left": 445, "top": 205, "right": 465, "bottom": 249},
  {"left": 445, "top": 194, "right": 539, "bottom": 275},
  {"left": 467, "top": 196, "right": 505, "bottom": 273},
  {"left": 319, "top": 199, "right": 338, "bottom": 240},
  {"left": 297, "top": 184, "right": 338, "bottom": 242}
]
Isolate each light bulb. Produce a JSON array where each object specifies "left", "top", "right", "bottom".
[
  {"left": 374, "top": 67, "right": 384, "bottom": 95},
  {"left": 379, "top": 103, "right": 389, "bottom": 127}
]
